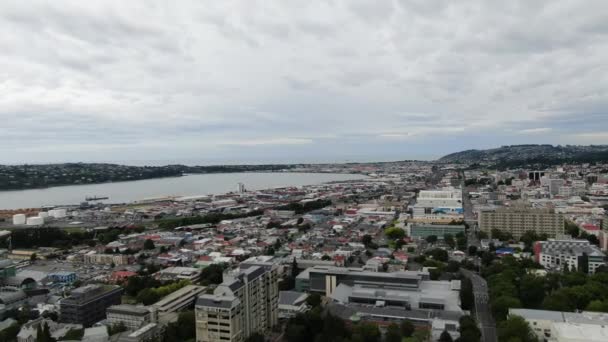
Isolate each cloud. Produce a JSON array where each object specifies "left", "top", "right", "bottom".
[{"left": 0, "top": 0, "right": 607, "bottom": 163}]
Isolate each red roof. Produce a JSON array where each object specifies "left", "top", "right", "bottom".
[{"left": 583, "top": 224, "right": 600, "bottom": 231}]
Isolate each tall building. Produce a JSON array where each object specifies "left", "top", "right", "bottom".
[
  {"left": 534, "top": 239, "right": 606, "bottom": 274},
  {"left": 411, "top": 189, "right": 463, "bottom": 221},
  {"left": 479, "top": 207, "right": 564, "bottom": 239},
  {"left": 60, "top": 285, "right": 122, "bottom": 327},
  {"left": 195, "top": 257, "right": 279, "bottom": 342}
]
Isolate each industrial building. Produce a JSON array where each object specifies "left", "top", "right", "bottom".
[{"left": 479, "top": 207, "right": 564, "bottom": 239}]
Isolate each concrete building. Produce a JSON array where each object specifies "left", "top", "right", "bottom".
[
  {"left": 409, "top": 223, "right": 466, "bottom": 240},
  {"left": 479, "top": 207, "right": 564, "bottom": 239},
  {"left": 509, "top": 308, "right": 608, "bottom": 342},
  {"left": 534, "top": 239, "right": 606, "bottom": 274},
  {"left": 195, "top": 257, "right": 279, "bottom": 342},
  {"left": 83, "top": 253, "right": 130, "bottom": 266},
  {"left": 411, "top": 190, "right": 463, "bottom": 221},
  {"left": 151, "top": 285, "right": 206, "bottom": 314},
  {"left": 60, "top": 285, "right": 122, "bottom": 327},
  {"left": 117, "top": 323, "right": 162, "bottom": 342},
  {"left": 106, "top": 304, "right": 155, "bottom": 330}
]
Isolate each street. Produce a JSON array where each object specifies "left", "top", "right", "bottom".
[{"left": 461, "top": 269, "right": 497, "bottom": 342}]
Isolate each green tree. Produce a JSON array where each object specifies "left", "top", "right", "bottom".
[
  {"left": 30, "top": 253, "right": 38, "bottom": 262},
  {"left": 385, "top": 323, "right": 401, "bottom": 342},
  {"left": 362, "top": 235, "right": 373, "bottom": 247},
  {"left": 586, "top": 299, "right": 608, "bottom": 313},
  {"left": 497, "top": 315, "right": 537, "bottom": 342},
  {"left": 426, "top": 235, "right": 438, "bottom": 244},
  {"left": 491, "top": 296, "right": 522, "bottom": 322},
  {"left": 460, "top": 277, "right": 474, "bottom": 310},
  {"left": 144, "top": 239, "right": 155, "bottom": 250},
  {"left": 384, "top": 227, "right": 405, "bottom": 240},
  {"left": 352, "top": 322, "right": 380, "bottom": 342},
  {"left": 439, "top": 330, "right": 453, "bottom": 342},
  {"left": 468, "top": 245, "right": 478, "bottom": 256},
  {"left": 400, "top": 320, "right": 415, "bottom": 337},
  {"left": 444, "top": 234, "right": 456, "bottom": 249},
  {"left": 519, "top": 275, "right": 545, "bottom": 308},
  {"left": 306, "top": 293, "right": 322, "bottom": 308}
]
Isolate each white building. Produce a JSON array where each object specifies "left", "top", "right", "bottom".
[
  {"left": 509, "top": 309, "right": 608, "bottom": 342},
  {"left": 411, "top": 189, "right": 463, "bottom": 221}
]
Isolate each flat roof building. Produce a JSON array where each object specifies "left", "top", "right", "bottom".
[
  {"left": 60, "top": 285, "right": 122, "bottom": 327},
  {"left": 479, "top": 207, "right": 564, "bottom": 239}
]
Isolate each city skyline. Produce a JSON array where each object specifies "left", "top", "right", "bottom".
[{"left": 2, "top": 1, "right": 608, "bottom": 164}]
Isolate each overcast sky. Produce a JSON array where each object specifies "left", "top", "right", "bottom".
[{"left": 1, "top": 1, "right": 607, "bottom": 165}]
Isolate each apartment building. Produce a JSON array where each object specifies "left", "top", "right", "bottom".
[
  {"left": 60, "top": 285, "right": 123, "bottom": 327},
  {"left": 409, "top": 223, "right": 465, "bottom": 240},
  {"left": 195, "top": 257, "right": 279, "bottom": 342},
  {"left": 534, "top": 239, "right": 606, "bottom": 274},
  {"left": 479, "top": 207, "right": 564, "bottom": 239}
]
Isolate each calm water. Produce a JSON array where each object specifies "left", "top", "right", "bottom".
[{"left": 0, "top": 172, "right": 366, "bottom": 209}]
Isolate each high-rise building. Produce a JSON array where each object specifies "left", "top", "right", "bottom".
[
  {"left": 195, "top": 257, "right": 279, "bottom": 342},
  {"left": 60, "top": 285, "right": 122, "bottom": 327},
  {"left": 479, "top": 207, "right": 564, "bottom": 239}
]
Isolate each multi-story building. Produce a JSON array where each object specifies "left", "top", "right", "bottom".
[
  {"left": 83, "top": 253, "right": 130, "bottom": 266},
  {"left": 195, "top": 257, "right": 279, "bottom": 342},
  {"left": 534, "top": 239, "right": 606, "bottom": 274},
  {"left": 106, "top": 304, "right": 156, "bottom": 330},
  {"left": 409, "top": 223, "right": 466, "bottom": 240},
  {"left": 296, "top": 266, "right": 463, "bottom": 341},
  {"left": 411, "top": 190, "right": 463, "bottom": 221},
  {"left": 479, "top": 207, "right": 564, "bottom": 239},
  {"left": 60, "top": 285, "right": 122, "bottom": 327},
  {"left": 151, "top": 285, "right": 206, "bottom": 314}
]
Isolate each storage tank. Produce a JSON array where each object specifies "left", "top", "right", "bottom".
[
  {"left": 12, "top": 214, "right": 26, "bottom": 225},
  {"left": 26, "top": 216, "right": 44, "bottom": 226},
  {"left": 50, "top": 209, "right": 67, "bottom": 218},
  {"left": 38, "top": 211, "right": 49, "bottom": 219}
]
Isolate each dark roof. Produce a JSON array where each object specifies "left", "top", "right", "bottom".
[
  {"left": 196, "top": 295, "right": 238, "bottom": 309},
  {"left": 279, "top": 291, "right": 308, "bottom": 306}
]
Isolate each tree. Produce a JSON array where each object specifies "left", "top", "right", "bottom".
[
  {"left": 400, "top": 320, "right": 415, "bottom": 337},
  {"left": 385, "top": 227, "right": 405, "bottom": 240},
  {"left": 291, "top": 258, "right": 299, "bottom": 278},
  {"left": 444, "top": 234, "right": 456, "bottom": 249},
  {"left": 458, "top": 316, "right": 481, "bottom": 342},
  {"left": 385, "top": 323, "right": 401, "bottom": 342},
  {"left": 439, "top": 330, "right": 453, "bottom": 342},
  {"left": 321, "top": 255, "right": 331, "bottom": 261},
  {"left": 37, "top": 322, "right": 55, "bottom": 342},
  {"left": 468, "top": 245, "right": 478, "bottom": 256},
  {"left": 30, "top": 253, "right": 37, "bottom": 262},
  {"left": 426, "top": 235, "right": 438, "bottom": 244},
  {"left": 144, "top": 239, "right": 155, "bottom": 250},
  {"left": 352, "top": 322, "right": 380, "bottom": 342},
  {"left": 497, "top": 315, "right": 537, "bottom": 342},
  {"left": 519, "top": 275, "right": 545, "bottom": 309},
  {"left": 306, "top": 293, "right": 322, "bottom": 308},
  {"left": 491, "top": 296, "right": 522, "bottom": 322},
  {"left": 460, "top": 278, "right": 474, "bottom": 310}
]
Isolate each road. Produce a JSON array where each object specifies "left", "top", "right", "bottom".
[{"left": 461, "top": 269, "right": 497, "bottom": 342}]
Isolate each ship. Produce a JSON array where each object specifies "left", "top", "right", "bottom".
[{"left": 85, "top": 196, "right": 109, "bottom": 201}]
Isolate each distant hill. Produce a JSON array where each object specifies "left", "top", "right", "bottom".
[{"left": 439, "top": 144, "right": 608, "bottom": 167}]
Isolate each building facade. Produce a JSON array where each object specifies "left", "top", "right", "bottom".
[
  {"left": 534, "top": 239, "right": 606, "bottom": 274},
  {"left": 479, "top": 207, "right": 564, "bottom": 239},
  {"left": 409, "top": 224, "right": 465, "bottom": 240},
  {"left": 195, "top": 258, "right": 279, "bottom": 342},
  {"left": 106, "top": 304, "right": 155, "bottom": 330},
  {"left": 60, "top": 285, "right": 123, "bottom": 327}
]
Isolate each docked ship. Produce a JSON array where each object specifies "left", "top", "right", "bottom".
[{"left": 85, "top": 196, "right": 109, "bottom": 201}]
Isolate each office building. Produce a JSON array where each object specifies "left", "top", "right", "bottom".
[
  {"left": 60, "top": 285, "right": 122, "bottom": 327},
  {"left": 278, "top": 291, "right": 310, "bottom": 319},
  {"left": 195, "top": 257, "right": 279, "bottom": 342},
  {"left": 106, "top": 304, "right": 155, "bottom": 330},
  {"left": 409, "top": 223, "right": 465, "bottom": 240},
  {"left": 479, "top": 207, "right": 564, "bottom": 239},
  {"left": 411, "top": 190, "right": 463, "bottom": 221},
  {"left": 534, "top": 239, "right": 606, "bottom": 274},
  {"left": 299, "top": 266, "right": 463, "bottom": 341}
]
